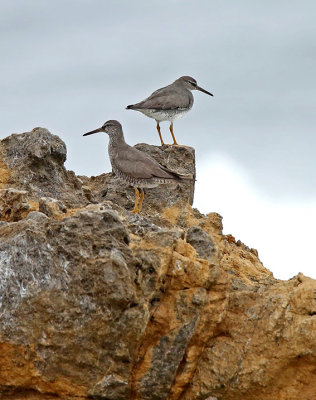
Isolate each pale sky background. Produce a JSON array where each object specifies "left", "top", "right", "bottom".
[{"left": 1, "top": 1, "right": 315, "bottom": 279}]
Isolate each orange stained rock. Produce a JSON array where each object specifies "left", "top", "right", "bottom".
[
  {"left": 130, "top": 292, "right": 179, "bottom": 398},
  {"left": 0, "top": 342, "right": 87, "bottom": 398}
]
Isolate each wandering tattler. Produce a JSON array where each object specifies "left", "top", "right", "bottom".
[
  {"left": 126, "top": 76, "right": 213, "bottom": 146},
  {"left": 83, "top": 120, "right": 192, "bottom": 213}
]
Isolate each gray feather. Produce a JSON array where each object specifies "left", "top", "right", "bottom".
[
  {"left": 112, "top": 144, "right": 181, "bottom": 180},
  {"left": 128, "top": 86, "right": 193, "bottom": 111}
]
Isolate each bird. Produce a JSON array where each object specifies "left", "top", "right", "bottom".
[
  {"left": 83, "top": 120, "right": 192, "bottom": 213},
  {"left": 126, "top": 76, "right": 213, "bottom": 146}
]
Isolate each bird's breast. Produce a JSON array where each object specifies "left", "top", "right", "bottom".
[{"left": 139, "top": 108, "right": 190, "bottom": 122}]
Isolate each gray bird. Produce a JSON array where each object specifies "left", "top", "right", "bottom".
[
  {"left": 83, "top": 120, "right": 192, "bottom": 213},
  {"left": 126, "top": 76, "right": 213, "bottom": 146}
]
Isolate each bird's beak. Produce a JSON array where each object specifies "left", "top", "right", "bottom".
[
  {"left": 196, "top": 85, "right": 213, "bottom": 96},
  {"left": 83, "top": 127, "right": 103, "bottom": 136}
]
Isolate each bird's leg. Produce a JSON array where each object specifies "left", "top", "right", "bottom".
[
  {"left": 169, "top": 123, "right": 178, "bottom": 145},
  {"left": 131, "top": 188, "right": 140, "bottom": 213},
  {"left": 156, "top": 122, "right": 165, "bottom": 146},
  {"left": 138, "top": 189, "right": 145, "bottom": 212}
]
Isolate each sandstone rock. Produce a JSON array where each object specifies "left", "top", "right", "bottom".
[{"left": 0, "top": 128, "right": 315, "bottom": 400}]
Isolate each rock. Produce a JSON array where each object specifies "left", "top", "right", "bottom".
[
  {"left": 26, "top": 211, "right": 49, "bottom": 221},
  {"left": 39, "top": 197, "right": 67, "bottom": 217},
  {"left": 0, "top": 128, "right": 87, "bottom": 207},
  {"left": 0, "top": 127, "right": 315, "bottom": 400},
  {"left": 89, "top": 373, "right": 130, "bottom": 400},
  {"left": 0, "top": 206, "right": 142, "bottom": 400},
  {"left": 0, "top": 188, "right": 34, "bottom": 221},
  {"left": 186, "top": 225, "right": 218, "bottom": 261}
]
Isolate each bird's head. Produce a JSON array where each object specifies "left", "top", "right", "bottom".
[
  {"left": 83, "top": 120, "right": 123, "bottom": 138},
  {"left": 176, "top": 76, "right": 213, "bottom": 96}
]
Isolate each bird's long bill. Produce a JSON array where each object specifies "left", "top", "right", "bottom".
[
  {"left": 196, "top": 85, "right": 213, "bottom": 96},
  {"left": 83, "top": 127, "right": 103, "bottom": 136}
]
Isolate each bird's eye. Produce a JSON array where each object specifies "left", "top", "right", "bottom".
[{"left": 189, "top": 81, "right": 197, "bottom": 87}]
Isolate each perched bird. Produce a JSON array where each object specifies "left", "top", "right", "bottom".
[
  {"left": 83, "top": 120, "right": 192, "bottom": 213},
  {"left": 126, "top": 76, "right": 213, "bottom": 146}
]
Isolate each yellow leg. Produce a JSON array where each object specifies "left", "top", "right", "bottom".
[
  {"left": 131, "top": 188, "right": 140, "bottom": 213},
  {"left": 156, "top": 122, "right": 165, "bottom": 146},
  {"left": 169, "top": 123, "right": 178, "bottom": 145},
  {"left": 138, "top": 190, "right": 145, "bottom": 212}
]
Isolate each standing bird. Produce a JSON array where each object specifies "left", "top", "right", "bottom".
[
  {"left": 126, "top": 76, "right": 213, "bottom": 146},
  {"left": 83, "top": 120, "right": 192, "bottom": 213}
]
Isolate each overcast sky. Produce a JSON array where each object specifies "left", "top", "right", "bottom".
[{"left": 1, "top": 1, "right": 315, "bottom": 279}]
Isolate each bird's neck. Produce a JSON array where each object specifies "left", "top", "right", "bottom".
[
  {"left": 108, "top": 133, "right": 126, "bottom": 160},
  {"left": 109, "top": 132, "right": 125, "bottom": 146}
]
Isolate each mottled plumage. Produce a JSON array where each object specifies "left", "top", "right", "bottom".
[
  {"left": 126, "top": 76, "right": 213, "bottom": 145},
  {"left": 83, "top": 120, "right": 192, "bottom": 213}
]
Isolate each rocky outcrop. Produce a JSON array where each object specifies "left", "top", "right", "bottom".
[{"left": 0, "top": 128, "right": 315, "bottom": 400}]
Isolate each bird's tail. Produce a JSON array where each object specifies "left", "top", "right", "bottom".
[
  {"left": 163, "top": 168, "right": 194, "bottom": 182},
  {"left": 177, "top": 174, "right": 195, "bottom": 182},
  {"left": 126, "top": 104, "right": 135, "bottom": 110}
]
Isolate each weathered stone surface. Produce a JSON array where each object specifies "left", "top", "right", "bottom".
[
  {"left": 89, "top": 373, "right": 131, "bottom": 399},
  {"left": 186, "top": 225, "right": 218, "bottom": 262},
  {"left": 0, "top": 128, "right": 86, "bottom": 207},
  {"left": 0, "top": 188, "right": 34, "bottom": 221},
  {"left": 0, "top": 128, "right": 315, "bottom": 400},
  {"left": 39, "top": 197, "right": 67, "bottom": 218}
]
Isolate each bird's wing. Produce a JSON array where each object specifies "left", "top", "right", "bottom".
[
  {"left": 132, "top": 87, "right": 191, "bottom": 110},
  {"left": 112, "top": 146, "right": 178, "bottom": 180}
]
